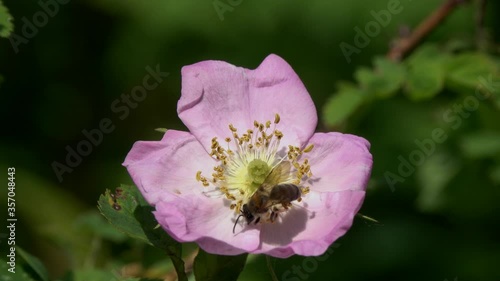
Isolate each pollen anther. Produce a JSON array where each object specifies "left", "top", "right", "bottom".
[{"left": 195, "top": 113, "right": 314, "bottom": 219}]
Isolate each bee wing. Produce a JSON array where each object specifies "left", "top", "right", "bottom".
[
  {"left": 258, "top": 182, "right": 274, "bottom": 195},
  {"left": 264, "top": 160, "right": 292, "bottom": 185}
]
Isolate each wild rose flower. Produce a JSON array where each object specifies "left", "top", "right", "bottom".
[{"left": 123, "top": 54, "right": 373, "bottom": 258}]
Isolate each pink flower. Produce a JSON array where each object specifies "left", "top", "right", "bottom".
[{"left": 123, "top": 54, "right": 373, "bottom": 258}]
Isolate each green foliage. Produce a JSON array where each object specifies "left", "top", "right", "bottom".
[
  {"left": 57, "top": 269, "right": 163, "bottom": 281},
  {"left": 17, "top": 247, "right": 50, "bottom": 281},
  {"left": 98, "top": 185, "right": 187, "bottom": 281},
  {"left": 0, "top": 165, "right": 94, "bottom": 267},
  {"left": 0, "top": 0, "right": 13, "bottom": 38},
  {"left": 445, "top": 52, "right": 499, "bottom": 92},
  {"left": 459, "top": 131, "right": 500, "bottom": 158},
  {"left": 416, "top": 152, "right": 460, "bottom": 211},
  {"left": 323, "top": 84, "right": 366, "bottom": 127},
  {"left": 193, "top": 249, "right": 248, "bottom": 281},
  {"left": 0, "top": 259, "right": 36, "bottom": 281},
  {"left": 74, "top": 211, "right": 128, "bottom": 243},
  {"left": 323, "top": 44, "right": 500, "bottom": 126},
  {"left": 404, "top": 60, "right": 445, "bottom": 101},
  {"left": 355, "top": 57, "right": 405, "bottom": 98},
  {"left": 402, "top": 45, "right": 446, "bottom": 100},
  {"left": 490, "top": 165, "right": 500, "bottom": 184}
]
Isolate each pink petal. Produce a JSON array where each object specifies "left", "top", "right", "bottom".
[
  {"left": 246, "top": 54, "right": 318, "bottom": 148},
  {"left": 305, "top": 132, "right": 372, "bottom": 193},
  {"left": 123, "top": 130, "right": 215, "bottom": 205},
  {"left": 255, "top": 190, "right": 365, "bottom": 258},
  {"left": 177, "top": 54, "right": 317, "bottom": 152},
  {"left": 154, "top": 193, "right": 260, "bottom": 255}
]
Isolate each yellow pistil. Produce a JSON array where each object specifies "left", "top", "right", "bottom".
[{"left": 195, "top": 114, "right": 314, "bottom": 219}]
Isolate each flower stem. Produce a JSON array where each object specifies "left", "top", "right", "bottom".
[{"left": 266, "top": 255, "right": 279, "bottom": 281}]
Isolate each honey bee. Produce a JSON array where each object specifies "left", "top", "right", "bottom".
[{"left": 233, "top": 161, "right": 302, "bottom": 233}]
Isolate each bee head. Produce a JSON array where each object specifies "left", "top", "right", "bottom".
[
  {"left": 233, "top": 204, "right": 257, "bottom": 234},
  {"left": 242, "top": 204, "right": 255, "bottom": 224}
]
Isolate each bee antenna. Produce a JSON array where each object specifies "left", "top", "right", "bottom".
[{"left": 233, "top": 215, "right": 243, "bottom": 234}]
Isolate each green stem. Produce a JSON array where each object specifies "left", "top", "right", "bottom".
[{"left": 266, "top": 255, "right": 279, "bottom": 281}]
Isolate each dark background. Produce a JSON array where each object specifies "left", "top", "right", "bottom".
[{"left": 1, "top": 0, "right": 500, "bottom": 280}]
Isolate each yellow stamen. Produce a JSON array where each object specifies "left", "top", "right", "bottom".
[{"left": 195, "top": 113, "right": 314, "bottom": 222}]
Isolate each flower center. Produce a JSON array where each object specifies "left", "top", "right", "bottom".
[
  {"left": 196, "top": 114, "right": 313, "bottom": 223},
  {"left": 247, "top": 159, "right": 270, "bottom": 186}
]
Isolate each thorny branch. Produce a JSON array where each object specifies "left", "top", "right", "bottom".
[{"left": 387, "top": 0, "right": 470, "bottom": 61}]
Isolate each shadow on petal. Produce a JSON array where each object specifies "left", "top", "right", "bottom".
[
  {"left": 197, "top": 236, "right": 256, "bottom": 256},
  {"left": 259, "top": 207, "right": 308, "bottom": 246}
]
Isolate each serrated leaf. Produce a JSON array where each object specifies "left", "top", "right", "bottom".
[
  {"left": 17, "top": 247, "right": 50, "bottom": 281},
  {"left": 323, "top": 86, "right": 366, "bottom": 127},
  {"left": 445, "top": 52, "right": 499, "bottom": 92},
  {"left": 98, "top": 186, "right": 149, "bottom": 242},
  {"left": 459, "top": 131, "right": 500, "bottom": 158},
  {"left": 0, "top": 259, "right": 36, "bottom": 281},
  {"left": 98, "top": 184, "right": 187, "bottom": 281},
  {"left": 193, "top": 249, "right": 248, "bottom": 281},
  {"left": 404, "top": 61, "right": 445, "bottom": 101},
  {"left": 0, "top": 0, "right": 13, "bottom": 38},
  {"left": 355, "top": 57, "right": 405, "bottom": 98},
  {"left": 402, "top": 44, "right": 450, "bottom": 100}
]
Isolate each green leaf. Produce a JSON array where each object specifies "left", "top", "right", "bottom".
[
  {"left": 406, "top": 44, "right": 443, "bottom": 66},
  {"left": 459, "top": 131, "right": 500, "bottom": 158},
  {"left": 355, "top": 57, "right": 405, "bottom": 98},
  {"left": 74, "top": 211, "right": 128, "bottom": 243},
  {"left": 323, "top": 85, "right": 366, "bottom": 127},
  {"left": 193, "top": 249, "right": 248, "bottom": 281},
  {"left": 404, "top": 61, "right": 445, "bottom": 101},
  {"left": 0, "top": 0, "right": 14, "bottom": 38},
  {"left": 0, "top": 259, "right": 36, "bottom": 281},
  {"left": 445, "top": 52, "right": 499, "bottom": 92},
  {"left": 98, "top": 184, "right": 187, "bottom": 281},
  {"left": 402, "top": 44, "right": 448, "bottom": 101},
  {"left": 17, "top": 247, "right": 50, "bottom": 281}
]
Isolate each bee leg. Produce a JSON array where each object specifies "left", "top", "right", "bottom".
[
  {"left": 254, "top": 216, "right": 261, "bottom": 225},
  {"left": 270, "top": 211, "right": 279, "bottom": 223}
]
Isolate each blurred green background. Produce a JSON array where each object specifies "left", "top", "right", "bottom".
[{"left": 1, "top": 0, "right": 500, "bottom": 280}]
